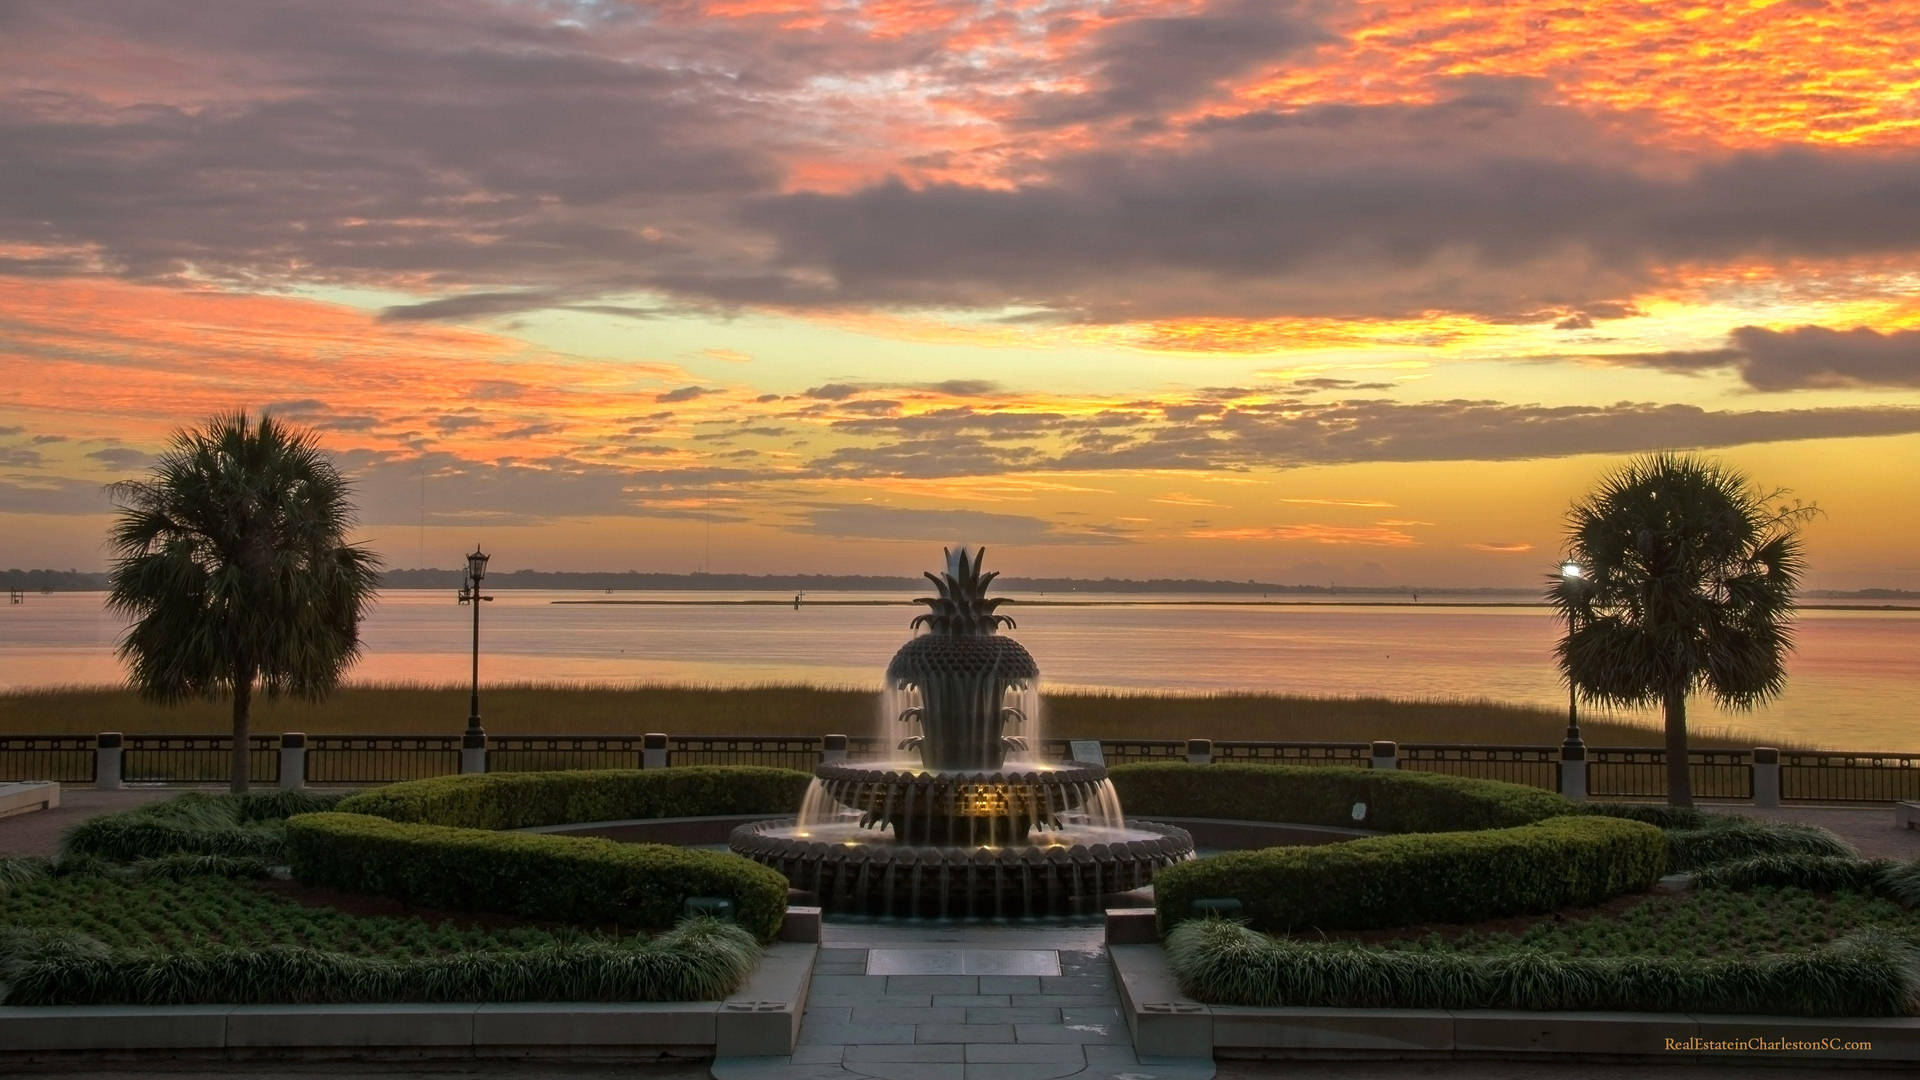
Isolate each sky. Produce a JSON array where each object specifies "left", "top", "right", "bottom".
[{"left": 2, "top": 0, "right": 1919, "bottom": 589}]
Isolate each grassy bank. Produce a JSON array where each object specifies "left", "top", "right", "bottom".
[{"left": 0, "top": 682, "right": 1776, "bottom": 748}]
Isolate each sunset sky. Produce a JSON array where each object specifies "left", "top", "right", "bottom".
[{"left": 3, "top": 0, "right": 1919, "bottom": 588}]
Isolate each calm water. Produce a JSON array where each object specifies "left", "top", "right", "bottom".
[{"left": 3, "top": 590, "right": 1917, "bottom": 750}]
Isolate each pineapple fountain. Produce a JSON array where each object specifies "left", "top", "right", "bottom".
[{"left": 730, "top": 547, "right": 1194, "bottom": 916}]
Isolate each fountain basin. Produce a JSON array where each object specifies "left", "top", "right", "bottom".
[{"left": 730, "top": 817, "right": 1195, "bottom": 917}]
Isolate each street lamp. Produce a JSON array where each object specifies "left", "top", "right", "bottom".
[
  {"left": 1559, "top": 560, "right": 1586, "bottom": 757},
  {"left": 459, "top": 545, "right": 493, "bottom": 747}
]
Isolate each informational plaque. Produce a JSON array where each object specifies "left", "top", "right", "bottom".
[{"left": 1069, "top": 739, "right": 1106, "bottom": 766}]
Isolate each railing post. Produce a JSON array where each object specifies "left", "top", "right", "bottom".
[
  {"left": 1559, "top": 743, "right": 1588, "bottom": 802},
  {"left": 643, "top": 732, "right": 669, "bottom": 769},
  {"left": 95, "top": 731, "right": 122, "bottom": 790},
  {"left": 460, "top": 731, "right": 487, "bottom": 775},
  {"left": 1753, "top": 747, "right": 1781, "bottom": 807},
  {"left": 1185, "top": 738, "right": 1212, "bottom": 765},
  {"left": 279, "top": 733, "right": 307, "bottom": 791},
  {"left": 822, "top": 734, "right": 849, "bottom": 763},
  {"left": 1370, "top": 740, "right": 1398, "bottom": 770}
]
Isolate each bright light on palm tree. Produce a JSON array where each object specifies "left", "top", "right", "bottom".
[
  {"left": 105, "top": 411, "right": 381, "bottom": 793},
  {"left": 1548, "top": 452, "right": 1816, "bottom": 806}
]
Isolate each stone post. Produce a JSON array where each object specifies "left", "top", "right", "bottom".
[
  {"left": 822, "top": 734, "right": 849, "bottom": 763},
  {"left": 1559, "top": 743, "right": 1588, "bottom": 802},
  {"left": 1185, "top": 738, "right": 1212, "bottom": 765},
  {"left": 1753, "top": 747, "right": 1781, "bottom": 808},
  {"left": 460, "top": 731, "right": 487, "bottom": 775},
  {"left": 95, "top": 731, "right": 123, "bottom": 791},
  {"left": 1370, "top": 740, "right": 1398, "bottom": 770},
  {"left": 643, "top": 732, "right": 669, "bottom": 770},
  {"left": 279, "top": 732, "right": 307, "bottom": 791}
]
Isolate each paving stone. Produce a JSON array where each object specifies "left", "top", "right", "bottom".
[
  {"left": 798, "top": 1021, "right": 917, "bottom": 1046},
  {"left": 961, "top": 1063, "right": 1084, "bottom": 1080},
  {"left": 1061, "top": 1005, "right": 1122, "bottom": 1025},
  {"left": 961, "top": 949, "right": 1060, "bottom": 976},
  {"left": 1010, "top": 994, "right": 1112, "bottom": 1008},
  {"left": 805, "top": 1005, "right": 854, "bottom": 1024},
  {"left": 1056, "top": 948, "right": 1108, "bottom": 975},
  {"left": 1039, "top": 976, "right": 1112, "bottom": 995},
  {"left": 812, "top": 974, "right": 893, "bottom": 997},
  {"left": 851, "top": 1006, "right": 969, "bottom": 1025},
  {"left": 965, "top": 1007, "right": 1060, "bottom": 1024},
  {"left": 852, "top": 1063, "right": 965, "bottom": 1080},
  {"left": 963, "top": 1043, "right": 1087, "bottom": 1063},
  {"left": 710, "top": 1055, "right": 851, "bottom": 1080},
  {"left": 915, "top": 1023, "right": 1017, "bottom": 1044},
  {"left": 819, "top": 948, "right": 870, "bottom": 963},
  {"left": 1080, "top": 1044, "right": 1141, "bottom": 1065},
  {"left": 791, "top": 1044, "right": 848, "bottom": 1064},
  {"left": 888, "top": 974, "right": 980, "bottom": 994},
  {"left": 817, "top": 961, "right": 870, "bottom": 974},
  {"left": 934, "top": 994, "right": 1012, "bottom": 1007},
  {"left": 1013, "top": 1021, "right": 1127, "bottom": 1044},
  {"left": 845, "top": 1044, "right": 966, "bottom": 1063},
  {"left": 977, "top": 976, "right": 1040, "bottom": 994},
  {"left": 869, "top": 948, "right": 967, "bottom": 975},
  {"left": 814, "top": 994, "right": 933, "bottom": 1009}
]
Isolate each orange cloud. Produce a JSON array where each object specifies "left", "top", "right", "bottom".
[
  {"left": 1188, "top": 524, "right": 1419, "bottom": 547},
  {"left": 1466, "top": 541, "right": 1535, "bottom": 554}
]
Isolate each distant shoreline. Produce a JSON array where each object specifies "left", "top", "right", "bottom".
[{"left": 550, "top": 598, "right": 1920, "bottom": 612}]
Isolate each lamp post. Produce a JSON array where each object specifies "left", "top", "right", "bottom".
[
  {"left": 459, "top": 545, "right": 492, "bottom": 750},
  {"left": 1559, "top": 560, "right": 1587, "bottom": 757}
]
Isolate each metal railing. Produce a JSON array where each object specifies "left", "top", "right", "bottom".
[
  {"left": 1216, "top": 740, "right": 1369, "bottom": 767},
  {"left": 0, "top": 734, "right": 96, "bottom": 783},
  {"left": 1400, "top": 744, "right": 1559, "bottom": 789},
  {"left": 1589, "top": 747, "right": 1754, "bottom": 801},
  {"left": 5, "top": 731, "right": 1916, "bottom": 806},
  {"left": 122, "top": 734, "right": 278, "bottom": 785},
  {"left": 667, "top": 735, "right": 826, "bottom": 771},
  {"left": 1781, "top": 751, "right": 1920, "bottom": 803},
  {"left": 304, "top": 735, "right": 461, "bottom": 784}
]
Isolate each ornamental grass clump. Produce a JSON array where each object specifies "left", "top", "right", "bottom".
[
  {"left": 0, "top": 855, "right": 51, "bottom": 892},
  {"left": 1165, "top": 919, "right": 1920, "bottom": 1017},
  {"left": 2, "top": 916, "right": 758, "bottom": 1006},
  {"left": 61, "top": 789, "right": 344, "bottom": 863},
  {"left": 1664, "top": 818, "right": 1855, "bottom": 871},
  {"left": 1692, "top": 853, "right": 1891, "bottom": 893}
]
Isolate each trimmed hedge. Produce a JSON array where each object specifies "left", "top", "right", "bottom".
[
  {"left": 286, "top": 812, "right": 791, "bottom": 941},
  {"left": 1152, "top": 814, "right": 1665, "bottom": 934},
  {"left": 335, "top": 766, "right": 812, "bottom": 830},
  {"left": 61, "top": 790, "right": 344, "bottom": 863},
  {"left": 1109, "top": 762, "right": 1570, "bottom": 834},
  {"left": 2, "top": 917, "right": 758, "bottom": 1005},
  {"left": 1165, "top": 918, "right": 1920, "bottom": 1017}
]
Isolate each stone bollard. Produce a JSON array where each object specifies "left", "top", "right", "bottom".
[
  {"left": 1185, "top": 738, "right": 1212, "bottom": 765},
  {"left": 1370, "top": 740, "right": 1398, "bottom": 771},
  {"left": 460, "top": 731, "right": 487, "bottom": 775},
  {"left": 1559, "top": 745, "right": 1589, "bottom": 802},
  {"left": 822, "top": 733, "right": 849, "bottom": 763},
  {"left": 279, "top": 733, "right": 307, "bottom": 791},
  {"left": 642, "top": 732, "right": 669, "bottom": 770},
  {"left": 95, "top": 731, "right": 123, "bottom": 790},
  {"left": 1753, "top": 747, "right": 1781, "bottom": 808}
]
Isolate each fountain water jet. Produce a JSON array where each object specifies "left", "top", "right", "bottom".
[{"left": 730, "top": 547, "right": 1194, "bottom": 915}]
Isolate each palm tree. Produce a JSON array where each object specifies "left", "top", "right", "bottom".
[
  {"left": 1549, "top": 453, "right": 1814, "bottom": 806},
  {"left": 107, "top": 412, "right": 380, "bottom": 792}
]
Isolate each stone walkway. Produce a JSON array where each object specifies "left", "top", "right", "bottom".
[{"left": 711, "top": 924, "right": 1212, "bottom": 1080}]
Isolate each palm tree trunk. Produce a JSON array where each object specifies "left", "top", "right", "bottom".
[
  {"left": 1664, "top": 683, "right": 1692, "bottom": 807},
  {"left": 230, "top": 673, "right": 252, "bottom": 795}
]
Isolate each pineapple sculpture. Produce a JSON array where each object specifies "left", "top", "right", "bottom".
[{"left": 888, "top": 546, "right": 1039, "bottom": 771}]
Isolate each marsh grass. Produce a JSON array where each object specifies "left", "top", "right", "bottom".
[{"left": 0, "top": 681, "right": 1781, "bottom": 747}]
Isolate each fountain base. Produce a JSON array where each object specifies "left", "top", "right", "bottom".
[{"left": 729, "top": 817, "right": 1195, "bottom": 917}]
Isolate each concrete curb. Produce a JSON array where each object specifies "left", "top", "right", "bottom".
[
  {"left": 1111, "top": 944, "right": 1920, "bottom": 1064},
  {"left": 0, "top": 781, "right": 59, "bottom": 821},
  {"left": 0, "top": 942, "right": 814, "bottom": 1062}
]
